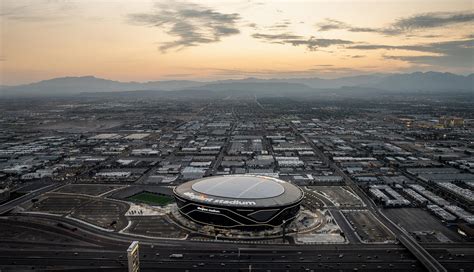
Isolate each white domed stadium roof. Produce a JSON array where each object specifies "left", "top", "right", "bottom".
[
  {"left": 191, "top": 175, "right": 285, "bottom": 199},
  {"left": 174, "top": 175, "right": 304, "bottom": 208}
]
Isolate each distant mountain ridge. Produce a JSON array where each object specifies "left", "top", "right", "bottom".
[
  {"left": 1, "top": 72, "right": 472, "bottom": 97},
  {"left": 365, "top": 72, "right": 474, "bottom": 91}
]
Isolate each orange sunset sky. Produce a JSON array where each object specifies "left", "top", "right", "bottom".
[{"left": 0, "top": 0, "right": 473, "bottom": 85}]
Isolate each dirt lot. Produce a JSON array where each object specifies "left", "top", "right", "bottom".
[
  {"left": 54, "top": 184, "right": 123, "bottom": 196},
  {"left": 125, "top": 216, "right": 187, "bottom": 238},
  {"left": 312, "top": 186, "right": 365, "bottom": 207},
  {"left": 343, "top": 210, "right": 395, "bottom": 243}
]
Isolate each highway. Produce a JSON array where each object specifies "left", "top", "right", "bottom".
[
  {"left": 0, "top": 247, "right": 424, "bottom": 271},
  {"left": 0, "top": 217, "right": 425, "bottom": 272},
  {"left": 1, "top": 235, "right": 471, "bottom": 272},
  {"left": 1, "top": 209, "right": 472, "bottom": 271}
]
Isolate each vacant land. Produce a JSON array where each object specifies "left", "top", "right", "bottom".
[
  {"left": 312, "top": 186, "right": 365, "bottom": 207},
  {"left": 55, "top": 184, "right": 123, "bottom": 196},
  {"left": 127, "top": 192, "right": 174, "bottom": 206},
  {"left": 125, "top": 216, "right": 186, "bottom": 238},
  {"left": 343, "top": 210, "right": 395, "bottom": 243}
]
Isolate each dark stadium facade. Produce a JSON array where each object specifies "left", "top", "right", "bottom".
[{"left": 173, "top": 175, "right": 304, "bottom": 230}]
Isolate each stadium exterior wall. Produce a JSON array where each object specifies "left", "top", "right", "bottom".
[{"left": 173, "top": 175, "right": 304, "bottom": 230}]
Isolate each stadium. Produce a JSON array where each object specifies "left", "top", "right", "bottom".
[{"left": 173, "top": 175, "right": 304, "bottom": 230}]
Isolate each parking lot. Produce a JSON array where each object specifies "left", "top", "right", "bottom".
[
  {"left": 71, "top": 199, "right": 129, "bottom": 231},
  {"left": 26, "top": 194, "right": 91, "bottom": 215},
  {"left": 25, "top": 193, "right": 129, "bottom": 231},
  {"left": 384, "top": 208, "right": 464, "bottom": 243}
]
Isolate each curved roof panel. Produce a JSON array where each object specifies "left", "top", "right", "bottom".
[{"left": 191, "top": 175, "right": 285, "bottom": 199}]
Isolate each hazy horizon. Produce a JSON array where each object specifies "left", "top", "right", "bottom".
[{"left": 1, "top": 70, "right": 473, "bottom": 88}]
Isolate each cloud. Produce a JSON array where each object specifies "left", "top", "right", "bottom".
[
  {"left": 0, "top": 1, "right": 77, "bottom": 22},
  {"left": 317, "top": 19, "right": 350, "bottom": 31},
  {"left": 348, "top": 39, "right": 473, "bottom": 52},
  {"left": 393, "top": 12, "right": 474, "bottom": 30},
  {"left": 251, "top": 33, "right": 304, "bottom": 43},
  {"left": 349, "top": 39, "right": 474, "bottom": 68},
  {"left": 128, "top": 1, "right": 240, "bottom": 52},
  {"left": 289, "top": 38, "right": 353, "bottom": 51},
  {"left": 266, "top": 19, "right": 292, "bottom": 30},
  {"left": 247, "top": 23, "right": 258, "bottom": 29},
  {"left": 188, "top": 66, "right": 370, "bottom": 78},
  {"left": 348, "top": 44, "right": 402, "bottom": 50},
  {"left": 252, "top": 33, "right": 353, "bottom": 51},
  {"left": 272, "top": 23, "right": 290, "bottom": 29},
  {"left": 317, "top": 11, "right": 474, "bottom": 36},
  {"left": 163, "top": 73, "right": 193, "bottom": 78},
  {"left": 316, "top": 18, "right": 390, "bottom": 34}
]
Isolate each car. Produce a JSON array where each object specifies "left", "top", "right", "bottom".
[{"left": 169, "top": 254, "right": 183, "bottom": 259}]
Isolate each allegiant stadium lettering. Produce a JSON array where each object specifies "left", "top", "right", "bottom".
[
  {"left": 183, "top": 192, "right": 257, "bottom": 206},
  {"left": 213, "top": 199, "right": 257, "bottom": 205}
]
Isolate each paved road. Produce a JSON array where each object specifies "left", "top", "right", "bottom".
[
  {"left": 293, "top": 125, "right": 447, "bottom": 272},
  {"left": 209, "top": 114, "right": 237, "bottom": 175},
  {"left": 2, "top": 214, "right": 472, "bottom": 271},
  {"left": 303, "top": 189, "right": 362, "bottom": 244},
  {"left": 0, "top": 250, "right": 422, "bottom": 272},
  {"left": 0, "top": 183, "right": 62, "bottom": 215},
  {"left": 0, "top": 241, "right": 424, "bottom": 271},
  {"left": 329, "top": 209, "right": 362, "bottom": 244}
]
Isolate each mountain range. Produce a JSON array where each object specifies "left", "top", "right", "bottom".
[{"left": 0, "top": 72, "right": 472, "bottom": 97}]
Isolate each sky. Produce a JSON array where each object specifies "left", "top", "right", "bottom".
[{"left": 0, "top": 0, "right": 473, "bottom": 85}]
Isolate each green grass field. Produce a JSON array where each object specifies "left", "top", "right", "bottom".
[{"left": 127, "top": 192, "right": 174, "bottom": 206}]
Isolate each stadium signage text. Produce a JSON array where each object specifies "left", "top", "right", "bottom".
[
  {"left": 197, "top": 206, "right": 220, "bottom": 213},
  {"left": 183, "top": 192, "right": 257, "bottom": 206}
]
